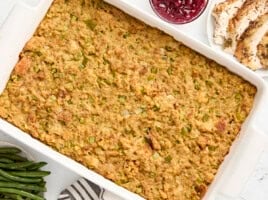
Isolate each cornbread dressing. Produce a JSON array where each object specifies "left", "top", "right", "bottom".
[{"left": 0, "top": 0, "right": 256, "bottom": 199}]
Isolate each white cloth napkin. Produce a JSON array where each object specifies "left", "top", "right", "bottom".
[{"left": 58, "top": 178, "right": 105, "bottom": 200}]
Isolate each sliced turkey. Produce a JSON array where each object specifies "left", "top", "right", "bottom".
[
  {"left": 225, "top": 0, "right": 268, "bottom": 54},
  {"left": 212, "top": 0, "right": 246, "bottom": 45},
  {"left": 235, "top": 13, "right": 268, "bottom": 70},
  {"left": 257, "top": 33, "right": 268, "bottom": 68}
]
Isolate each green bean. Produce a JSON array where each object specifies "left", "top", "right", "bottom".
[
  {"left": 0, "top": 147, "right": 49, "bottom": 199},
  {"left": 0, "top": 159, "right": 13, "bottom": 164},
  {"left": 0, "top": 181, "right": 46, "bottom": 192},
  {"left": 16, "top": 195, "right": 23, "bottom": 200},
  {"left": 0, "top": 148, "right": 21, "bottom": 154},
  {"left": 30, "top": 190, "right": 39, "bottom": 195},
  {"left": 26, "top": 162, "right": 47, "bottom": 171},
  {"left": 0, "top": 155, "right": 27, "bottom": 162},
  {"left": 0, "top": 169, "right": 42, "bottom": 183},
  {"left": 1, "top": 193, "right": 17, "bottom": 199},
  {"left": 0, "top": 176, "right": 8, "bottom": 181},
  {"left": 0, "top": 197, "right": 11, "bottom": 200},
  {"left": 9, "top": 171, "right": 50, "bottom": 178},
  {"left": 37, "top": 181, "right": 46, "bottom": 187},
  {"left": 3, "top": 194, "right": 23, "bottom": 200},
  {"left": 0, "top": 188, "right": 44, "bottom": 200},
  {"left": 0, "top": 162, "right": 33, "bottom": 170}
]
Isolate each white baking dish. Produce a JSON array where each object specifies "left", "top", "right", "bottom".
[{"left": 1, "top": 0, "right": 268, "bottom": 199}]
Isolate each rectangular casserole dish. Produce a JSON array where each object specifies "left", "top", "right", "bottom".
[{"left": 1, "top": 0, "right": 268, "bottom": 199}]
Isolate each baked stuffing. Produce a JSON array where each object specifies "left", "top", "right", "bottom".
[{"left": 0, "top": 0, "right": 256, "bottom": 199}]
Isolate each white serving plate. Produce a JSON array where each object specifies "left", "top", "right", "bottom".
[
  {"left": 206, "top": 0, "right": 268, "bottom": 78},
  {"left": 0, "top": 141, "right": 34, "bottom": 160},
  {"left": 1, "top": 0, "right": 268, "bottom": 199}
]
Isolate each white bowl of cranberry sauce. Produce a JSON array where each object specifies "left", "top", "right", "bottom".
[{"left": 150, "top": 0, "right": 209, "bottom": 24}]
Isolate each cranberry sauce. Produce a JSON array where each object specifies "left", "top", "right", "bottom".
[{"left": 150, "top": 0, "right": 208, "bottom": 24}]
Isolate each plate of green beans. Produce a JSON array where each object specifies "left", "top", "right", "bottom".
[{"left": 0, "top": 142, "right": 51, "bottom": 200}]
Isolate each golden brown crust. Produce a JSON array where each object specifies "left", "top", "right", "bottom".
[{"left": 14, "top": 57, "right": 31, "bottom": 76}]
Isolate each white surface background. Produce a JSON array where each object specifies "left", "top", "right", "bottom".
[{"left": 0, "top": 0, "right": 268, "bottom": 199}]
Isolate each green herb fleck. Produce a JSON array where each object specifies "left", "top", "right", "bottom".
[
  {"left": 152, "top": 105, "right": 160, "bottom": 112},
  {"left": 149, "top": 172, "right": 156, "bottom": 178},
  {"left": 236, "top": 110, "right": 246, "bottom": 122},
  {"left": 33, "top": 50, "right": 42, "bottom": 57},
  {"left": 165, "top": 155, "right": 172, "bottom": 163},
  {"left": 118, "top": 95, "right": 127, "bottom": 104},
  {"left": 205, "top": 80, "right": 213, "bottom": 88},
  {"left": 194, "top": 81, "right": 201, "bottom": 90},
  {"left": 151, "top": 67, "right": 158, "bottom": 74},
  {"left": 235, "top": 92, "right": 243, "bottom": 101},
  {"left": 103, "top": 78, "right": 111, "bottom": 86},
  {"left": 103, "top": 57, "right": 111, "bottom": 65},
  {"left": 140, "top": 87, "right": 146, "bottom": 95},
  {"left": 49, "top": 95, "right": 57, "bottom": 101},
  {"left": 67, "top": 99, "right": 73, "bottom": 104},
  {"left": 129, "top": 45, "right": 134, "bottom": 50},
  {"left": 84, "top": 19, "right": 97, "bottom": 30},
  {"left": 173, "top": 90, "right": 180, "bottom": 95},
  {"left": 124, "top": 128, "right": 135, "bottom": 135},
  {"left": 11, "top": 75, "right": 20, "bottom": 82},
  {"left": 70, "top": 13, "right": 78, "bottom": 21},
  {"left": 79, "top": 117, "right": 85, "bottom": 124},
  {"left": 208, "top": 145, "right": 218, "bottom": 151},
  {"left": 88, "top": 136, "right": 95, "bottom": 144},
  {"left": 147, "top": 75, "right": 155, "bottom": 81},
  {"left": 181, "top": 126, "right": 191, "bottom": 136},
  {"left": 202, "top": 114, "right": 209, "bottom": 122},
  {"left": 33, "top": 66, "right": 40, "bottom": 73},
  {"left": 81, "top": 54, "right": 88, "bottom": 69},
  {"left": 165, "top": 46, "right": 173, "bottom": 52},
  {"left": 167, "top": 67, "right": 173, "bottom": 75},
  {"left": 123, "top": 32, "right": 130, "bottom": 39}
]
